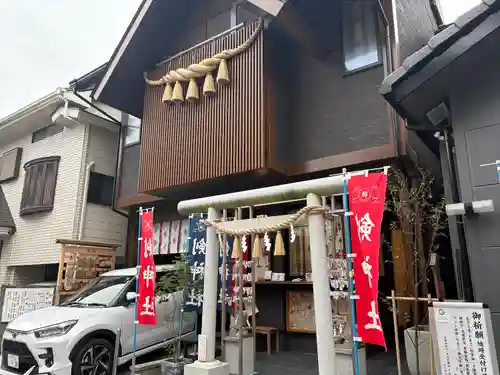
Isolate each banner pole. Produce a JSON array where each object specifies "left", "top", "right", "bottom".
[
  {"left": 342, "top": 169, "right": 360, "bottom": 375},
  {"left": 178, "top": 214, "right": 194, "bottom": 359},
  {"left": 131, "top": 207, "right": 143, "bottom": 375}
]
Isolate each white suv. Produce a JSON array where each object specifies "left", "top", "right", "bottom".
[{"left": 0, "top": 265, "right": 196, "bottom": 375}]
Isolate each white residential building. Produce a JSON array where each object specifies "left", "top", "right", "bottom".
[{"left": 0, "top": 87, "right": 129, "bottom": 286}]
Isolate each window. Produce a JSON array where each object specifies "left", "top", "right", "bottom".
[
  {"left": 236, "top": 4, "right": 258, "bottom": 25},
  {"left": 20, "top": 156, "right": 60, "bottom": 216},
  {"left": 87, "top": 172, "right": 114, "bottom": 206},
  {"left": 342, "top": 0, "right": 381, "bottom": 73},
  {"left": 62, "top": 275, "right": 133, "bottom": 307},
  {"left": 124, "top": 115, "right": 141, "bottom": 146},
  {"left": 207, "top": 10, "right": 231, "bottom": 38},
  {"left": 0, "top": 148, "right": 22, "bottom": 183},
  {"left": 32, "top": 124, "right": 64, "bottom": 143}
]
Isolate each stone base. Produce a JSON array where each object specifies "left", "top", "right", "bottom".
[
  {"left": 131, "top": 359, "right": 163, "bottom": 375},
  {"left": 334, "top": 343, "right": 367, "bottom": 375},
  {"left": 404, "top": 326, "right": 434, "bottom": 375},
  {"left": 184, "top": 360, "right": 229, "bottom": 375},
  {"left": 223, "top": 335, "right": 255, "bottom": 375}
]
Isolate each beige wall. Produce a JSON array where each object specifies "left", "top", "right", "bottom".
[
  {"left": 0, "top": 118, "right": 128, "bottom": 285},
  {"left": 81, "top": 126, "right": 127, "bottom": 259},
  {"left": 0, "top": 125, "right": 86, "bottom": 283}
]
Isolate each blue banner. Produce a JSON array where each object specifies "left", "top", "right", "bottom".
[{"left": 184, "top": 214, "right": 233, "bottom": 312}]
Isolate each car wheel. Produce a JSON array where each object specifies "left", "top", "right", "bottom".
[{"left": 72, "top": 338, "right": 114, "bottom": 375}]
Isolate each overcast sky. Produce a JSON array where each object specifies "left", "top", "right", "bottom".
[{"left": 0, "top": 0, "right": 482, "bottom": 119}]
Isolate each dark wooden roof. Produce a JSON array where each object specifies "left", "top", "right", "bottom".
[
  {"left": 380, "top": 0, "right": 500, "bottom": 102},
  {"left": 69, "top": 63, "right": 108, "bottom": 91},
  {"left": 0, "top": 187, "right": 15, "bottom": 234}
]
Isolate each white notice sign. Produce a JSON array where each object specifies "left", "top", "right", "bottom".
[
  {"left": 1, "top": 287, "right": 54, "bottom": 323},
  {"left": 430, "top": 302, "right": 499, "bottom": 375},
  {"left": 198, "top": 334, "right": 207, "bottom": 362}
]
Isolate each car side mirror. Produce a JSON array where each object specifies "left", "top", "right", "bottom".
[{"left": 126, "top": 292, "right": 137, "bottom": 303}]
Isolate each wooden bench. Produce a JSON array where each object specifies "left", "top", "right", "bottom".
[{"left": 254, "top": 326, "right": 279, "bottom": 355}]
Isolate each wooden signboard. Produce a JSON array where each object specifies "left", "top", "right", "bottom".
[
  {"left": 55, "top": 239, "right": 120, "bottom": 304},
  {"left": 286, "top": 290, "right": 316, "bottom": 333}
]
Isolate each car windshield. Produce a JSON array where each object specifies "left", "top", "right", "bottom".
[{"left": 62, "top": 275, "right": 133, "bottom": 307}]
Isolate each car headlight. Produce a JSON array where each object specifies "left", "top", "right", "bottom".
[{"left": 33, "top": 320, "right": 78, "bottom": 338}]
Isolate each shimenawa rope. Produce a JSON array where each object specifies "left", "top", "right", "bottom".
[
  {"left": 200, "top": 205, "right": 327, "bottom": 237},
  {"left": 143, "top": 18, "right": 263, "bottom": 90}
]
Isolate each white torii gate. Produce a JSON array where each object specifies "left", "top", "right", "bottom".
[{"left": 178, "top": 174, "right": 348, "bottom": 375}]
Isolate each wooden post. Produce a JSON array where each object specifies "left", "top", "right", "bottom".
[
  {"left": 221, "top": 209, "right": 228, "bottom": 361},
  {"left": 237, "top": 208, "right": 244, "bottom": 375},
  {"left": 55, "top": 246, "right": 66, "bottom": 305},
  {"left": 391, "top": 290, "right": 402, "bottom": 375},
  {"left": 249, "top": 206, "right": 257, "bottom": 369},
  {"left": 428, "top": 294, "right": 435, "bottom": 375}
]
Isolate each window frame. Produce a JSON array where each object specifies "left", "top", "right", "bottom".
[
  {"left": 123, "top": 115, "right": 142, "bottom": 147},
  {"left": 63, "top": 275, "right": 135, "bottom": 308},
  {"left": 341, "top": 0, "right": 383, "bottom": 76},
  {"left": 32, "top": 124, "right": 64, "bottom": 144},
  {"left": 87, "top": 171, "right": 114, "bottom": 207},
  {"left": 20, "top": 156, "right": 60, "bottom": 216},
  {"left": 0, "top": 147, "right": 22, "bottom": 183}
]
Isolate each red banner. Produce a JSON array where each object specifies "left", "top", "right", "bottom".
[
  {"left": 137, "top": 210, "right": 157, "bottom": 325},
  {"left": 348, "top": 172, "right": 387, "bottom": 349}
]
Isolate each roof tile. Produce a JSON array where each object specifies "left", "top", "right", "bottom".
[
  {"left": 379, "top": 66, "right": 408, "bottom": 95},
  {"left": 380, "top": 0, "right": 499, "bottom": 96},
  {"left": 428, "top": 24, "right": 461, "bottom": 50},
  {"left": 455, "top": 2, "right": 491, "bottom": 28},
  {"left": 402, "top": 45, "right": 433, "bottom": 71}
]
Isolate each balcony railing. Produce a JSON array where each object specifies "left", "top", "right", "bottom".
[{"left": 139, "top": 20, "right": 265, "bottom": 194}]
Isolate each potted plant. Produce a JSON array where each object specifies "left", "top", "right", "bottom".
[
  {"left": 156, "top": 254, "right": 203, "bottom": 375},
  {"left": 385, "top": 169, "right": 447, "bottom": 375}
]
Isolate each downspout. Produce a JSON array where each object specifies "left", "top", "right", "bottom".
[
  {"left": 78, "top": 161, "right": 95, "bottom": 240},
  {"left": 56, "top": 92, "right": 92, "bottom": 240},
  {"left": 443, "top": 128, "right": 474, "bottom": 301},
  {"left": 71, "top": 88, "right": 128, "bottom": 218},
  {"left": 406, "top": 121, "right": 474, "bottom": 301},
  {"left": 387, "top": 27, "right": 400, "bottom": 158},
  {"left": 56, "top": 91, "right": 72, "bottom": 123},
  {"left": 378, "top": 0, "right": 400, "bottom": 157}
]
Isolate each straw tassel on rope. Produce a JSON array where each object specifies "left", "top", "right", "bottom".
[
  {"left": 144, "top": 19, "right": 263, "bottom": 104},
  {"left": 186, "top": 78, "right": 199, "bottom": 102},
  {"left": 274, "top": 231, "right": 285, "bottom": 256},
  {"left": 232, "top": 236, "right": 241, "bottom": 259},
  {"left": 172, "top": 81, "right": 184, "bottom": 102},
  {"left": 252, "top": 235, "right": 263, "bottom": 259},
  {"left": 203, "top": 72, "right": 216, "bottom": 96},
  {"left": 162, "top": 83, "right": 173, "bottom": 103},
  {"left": 216, "top": 59, "right": 229, "bottom": 85}
]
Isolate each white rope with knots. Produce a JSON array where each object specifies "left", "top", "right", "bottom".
[
  {"left": 144, "top": 19, "right": 263, "bottom": 86},
  {"left": 199, "top": 205, "right": 327, "bottom": 237}
]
